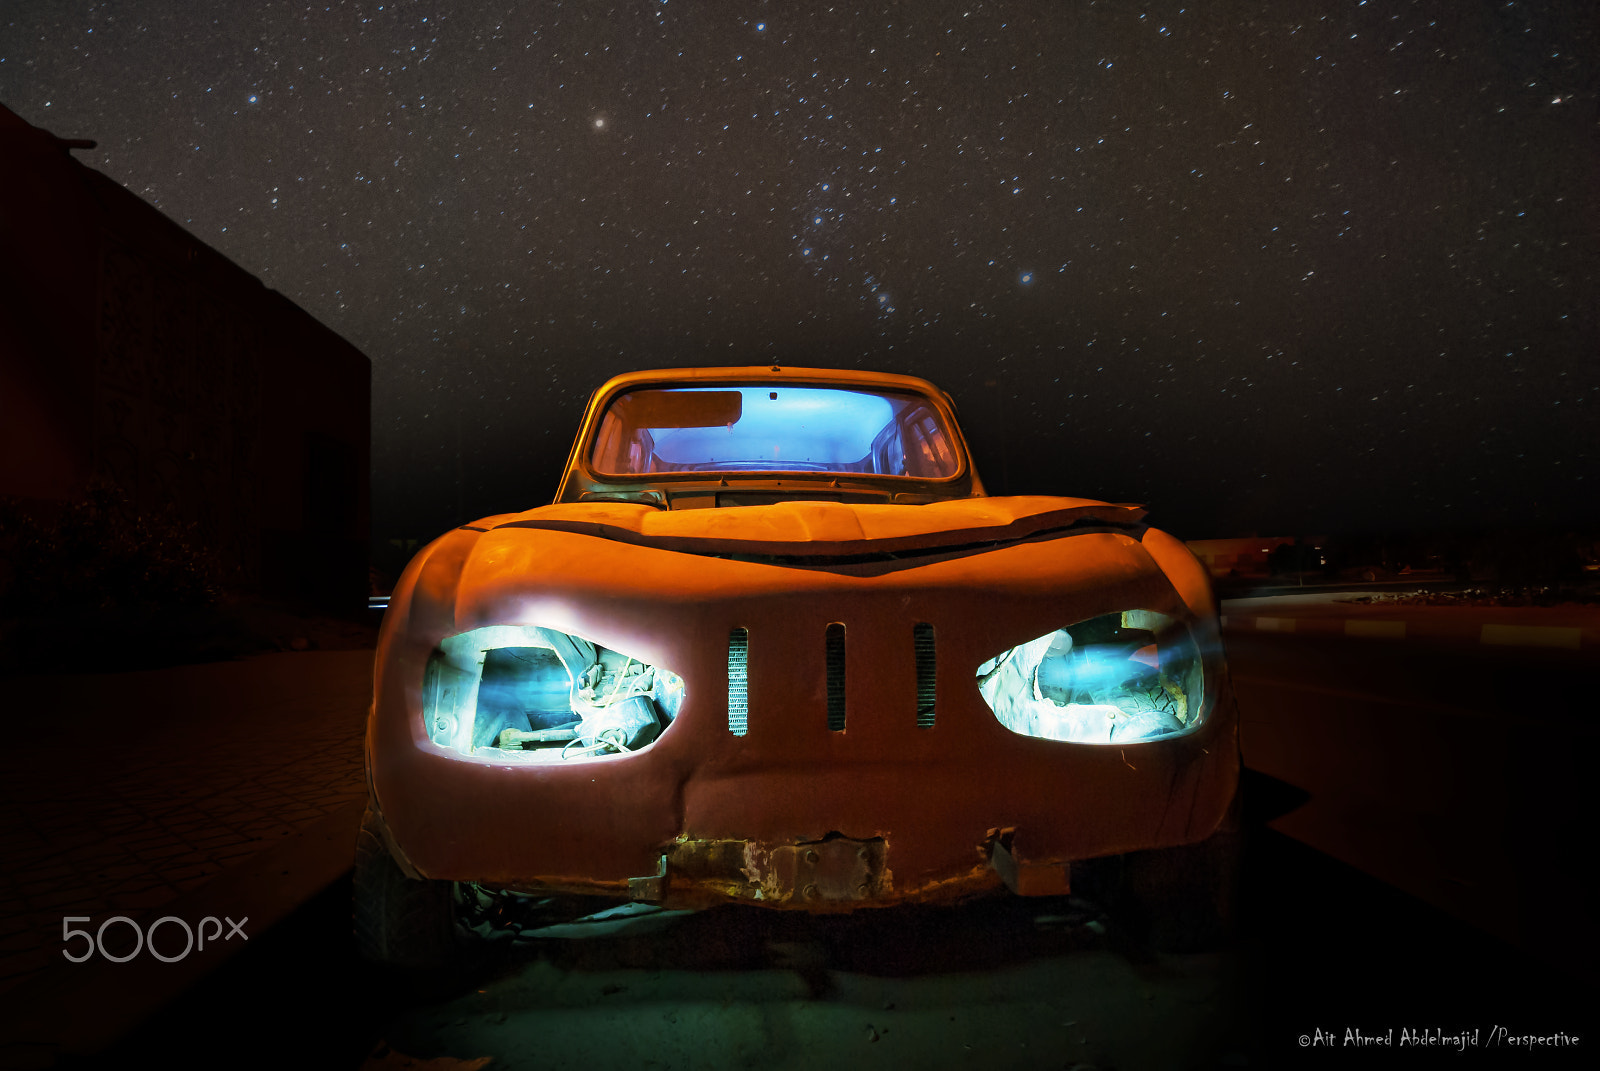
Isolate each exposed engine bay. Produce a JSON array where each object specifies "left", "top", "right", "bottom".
[
  {"left": 977, "top": 610, "right": 1204, "bottom": 745},
  {"left": 423, "top": 625, "right": 685, "bottom": 760}
]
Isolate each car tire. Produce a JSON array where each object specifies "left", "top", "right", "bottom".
[
  {"left": 353, "top": 805, "right": 460, "bottom": 967},
  {"left": 1119, "top": 827, "right": 1239, "bottom": 953},
  {"left": 1113, "top": 788, "right": 1242, "bottom": 953}
]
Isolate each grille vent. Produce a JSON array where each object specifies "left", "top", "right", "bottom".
[
  {"left": 825, "top": 623, "right": 847, "bottom": 731},
  {"left": 727, "top": 628, "right": 749, "bottom": 735},
  {"left": 914, "top": 623, "right": 936, "bottom": 728}
]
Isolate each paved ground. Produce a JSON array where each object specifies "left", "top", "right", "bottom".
[
  {"left": 0, "top": 649, "right": 374, "bottom": 1066},
  {"left": 2, "top": 590, "right": 1595, "bottom": 1065},
  {"left": 85, "top": 777, "right": 1594, "bottom": 1070},
  {"left": 1225, "top": 616, "right": 1597, "bottom": 966}
]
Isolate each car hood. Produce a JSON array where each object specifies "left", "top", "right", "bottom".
[{"left": 475, "top": 496, "right": 1147, "bottom": 559}]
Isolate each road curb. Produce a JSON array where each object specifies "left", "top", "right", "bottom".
[{"left": 1220, "top": 613, "right": 1600, "bottom": 653}]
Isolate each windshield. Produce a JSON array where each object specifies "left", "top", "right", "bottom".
[{"left": 589, "top": 385, "right": 960, "bottom": 478}]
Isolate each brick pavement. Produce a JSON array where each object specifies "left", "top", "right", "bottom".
[{"left": 0, "top": 649, "right": 374, "bottom": 1000}]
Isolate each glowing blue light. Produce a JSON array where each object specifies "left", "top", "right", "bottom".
[
  {"left": 650, "top": 387, "right": 896, "bottom": 466},
  {"left": 977, "top": 613, "right": 1206, "bottom": 745},
  {"left": 597, "top": 386, "right": 955, "bottom": 476}
]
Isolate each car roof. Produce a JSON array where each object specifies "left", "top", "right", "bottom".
[{"left": 586, "top": 365, "right": 954, "bottom": 401}]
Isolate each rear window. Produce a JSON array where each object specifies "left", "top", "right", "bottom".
[{"left": 589, "top": 385, "right": 960, "bottom": 479}]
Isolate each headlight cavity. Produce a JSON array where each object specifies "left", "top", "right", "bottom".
[
  {"left": 423, "top": 624, "right": 684, "bottom": 760},
  {"left": 977, "top": 610, "right": 1206, "bottom": 745}
]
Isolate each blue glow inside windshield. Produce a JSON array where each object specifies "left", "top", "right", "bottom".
[{"left": 590, "top": 385, "right": 958, "bottom": 477}]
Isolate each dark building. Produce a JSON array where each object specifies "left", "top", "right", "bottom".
[{"left": 0, "top": 102, "right": 369, "bottom": 612}]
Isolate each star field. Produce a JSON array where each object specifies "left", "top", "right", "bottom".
[{"left": 2, "top": 0, "right": 1594, "bottom": 537}]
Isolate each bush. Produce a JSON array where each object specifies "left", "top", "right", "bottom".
[
  {"left": 0, "top": 485, "right": 243, "bottom": 672},
  {"left": 0, "top": 484, "right": 223, "bottom": 616}
]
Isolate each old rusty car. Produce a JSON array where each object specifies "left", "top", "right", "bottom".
[{"left": 357, "top": 366, "right": 1239, "bottom": 963}]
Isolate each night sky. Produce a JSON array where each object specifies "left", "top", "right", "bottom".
[{"left": 3, "top": 1, "right": 1595, "bottom": 539}]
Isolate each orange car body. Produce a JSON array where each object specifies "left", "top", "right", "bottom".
[{"left": 366, "top": 366, "right": 1238, "bottom": 908}]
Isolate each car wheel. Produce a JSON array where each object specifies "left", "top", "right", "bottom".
[
  {"left": 1117, "top": 825, "right": 1240, "bottom": 952},
  {"left": 353, "top": 805, "right": 460, "bottom": 967},
  {"left": 1109, "top": 782, "right": 1242, "bottom": 954}
]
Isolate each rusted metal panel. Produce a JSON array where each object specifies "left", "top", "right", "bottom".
[
  {"left": 370, "top": 525, "right": 1237, "bottom": 894},
  {"left": 989, "top": 830, "right": 1072, "bottom": 897},
  {"left": 662, "top": 834, "right": 891, "bottom": 906}
]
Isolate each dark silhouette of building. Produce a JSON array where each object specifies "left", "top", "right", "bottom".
[{"left": 0, "top": 102, "right": 369, "bottom": 612}]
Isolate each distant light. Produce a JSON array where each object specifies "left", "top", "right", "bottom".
[
  {"left": 756, "top": 22, "right": 766, "bottom": 31},
  {"left": 248, "top": 94, "right": 258, "bottom": 103}
]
